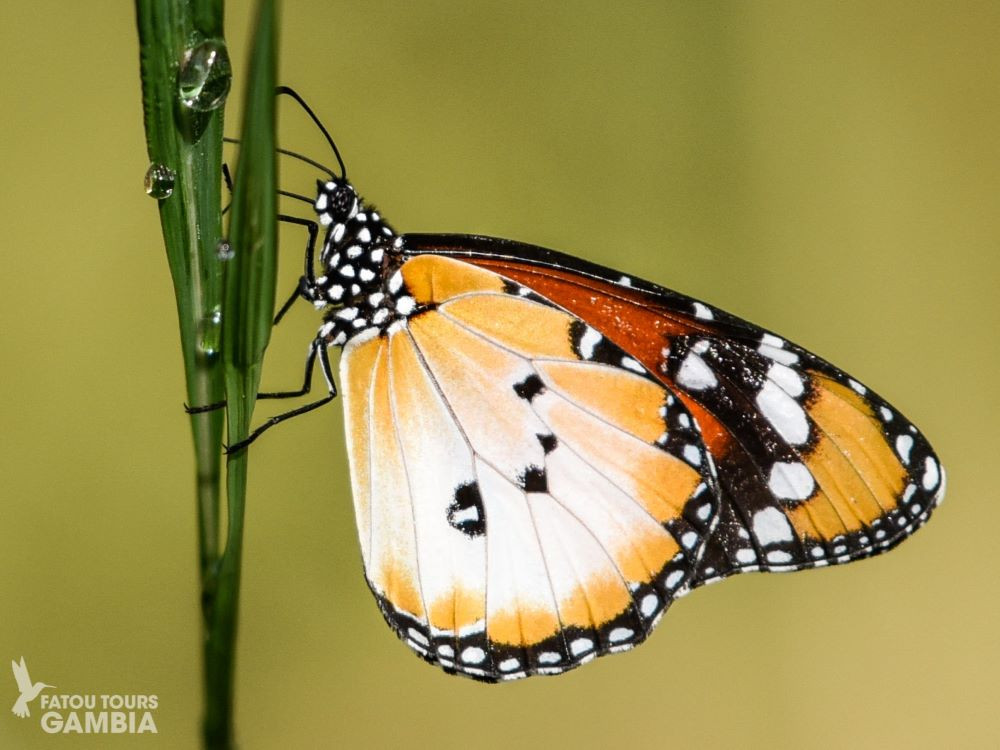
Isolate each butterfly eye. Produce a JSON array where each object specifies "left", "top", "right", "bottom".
[
  {"left": 314, "top": 180, "right": 358, "bottom": 225},
  {"left": 330, "top": 185, "right": 357, "bottom": 218}
]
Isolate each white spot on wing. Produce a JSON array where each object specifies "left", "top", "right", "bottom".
[
  {"left": 759, "top": 344, "right": 799, "bottom": 366},
  {"left": 407, "top": 628, "right": 429, "bottom": 646},
  {"left": 621, "top": 356, "right": 645, "bottom": 374},
  {"left": 755, "top": 381, "right": 809, "bottom": 445},
  {"left": 450, "top": 503, "right": 480, "bottom": 525},
  {"left": 923, "top": 456, "right": 940, "bottom": 490},
  {"left": 460, "top": 646, "right": 486, "bottom": 664},
  {"left": 664, "top": 570, "right": 684, "bottom": 589},
  {"left": 768, "top": 461, "right": 815, "bottom": 500},
  {"left": 676, "top": 352, "right": 717, "bottom": 391},
  {"left": 766, "top": 362, "right": 804, "bottom": 397},
  {"left": 682, "top": 444, "right": 701, "bottom": 465},
  {"left": 609, "top": 627, "right": 633, "bottom": 643},
  {"left": 578, "top": 327, "right": 602, "bottom": 359},
  {"left": 766, "top": 550, "right": 793, "bottom": 564},
  {"left": 692, "top": 301, "right": 714, "bottom": 320},
  {"left": 640, "top": 594, "right": 658, "bottom": 617},
  {"left": 752, "top": 507, "right": 795, "bottom": 545},
  {"left": 896, "top": 434, "right": 914, "bottom": 465}
]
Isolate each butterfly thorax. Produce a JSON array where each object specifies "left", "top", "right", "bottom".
[{"left": 307, "top": 178, "right": 416, "bottom": 346}]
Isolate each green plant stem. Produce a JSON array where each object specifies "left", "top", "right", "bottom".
[
  {"left": 203, "top": 2, "right": 279, "bottom": 747},
  {"left": 134, "top": 0, "right": 226, "bottom": 656}
]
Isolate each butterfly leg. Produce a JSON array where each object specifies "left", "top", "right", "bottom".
[
  {"left": 186, "top": 213, "right": 318, "bottom": 415},
  {"left": 225, "top": 147, "right": 320, "bottom": 318},
  {"left": 273, "top": 214, "right": 320, "bottom": 325},
  {"left": 185, "top": 401, "right": 225, "bottom": 414},
  {"left": 184, "top": 337, "right": 333, "bottom": 423},
  {"left": 225, "top": 338, "right": 337, "bottom": 454},
  {"left": 256, "top": 336, "right": 326, "bottom": 401}
]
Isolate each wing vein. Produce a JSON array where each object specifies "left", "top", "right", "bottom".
[{"left": 385, "top": 331, "right": 433, "bottom": 642}]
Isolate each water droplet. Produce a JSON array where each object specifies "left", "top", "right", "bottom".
[
  {"left": 198, "top": 306, "right": 223, "bottom": 362},
  {"left": 216, "top": 238, "right": 234, "bottom": 261},
  {"left": 178, "top": 39, "right": 232, "bottom": 112},
  {"left": 144, "top": 163, "right": 175, "bottom": 199}
]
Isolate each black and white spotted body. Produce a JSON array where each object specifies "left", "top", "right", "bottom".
[{"left": 308, "top": 179, "right": 416, "bottom": 347}]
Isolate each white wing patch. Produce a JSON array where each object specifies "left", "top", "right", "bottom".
[{"left": 339, "top": 257, "right": 717, "bottom": 680}]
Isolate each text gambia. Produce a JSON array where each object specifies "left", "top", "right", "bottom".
[{"left": 38, "top": 694, "right": 158, "bottom": 734}]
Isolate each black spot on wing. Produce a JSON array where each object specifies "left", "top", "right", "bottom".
[
  {"left": 447, "top": 481, "right": 485, "bottom": 537},
  {"left": 513, "top": 374, "right": 546, "bottom": 402},
  {"left": 537, "top": 433, "right": 558, "bottom": 454},
  {"left": 517, "top": 465, "right": 548, "bottom": 493}
]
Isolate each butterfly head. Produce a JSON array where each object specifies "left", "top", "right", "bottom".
[{"left": 314, "top": 178, "right": 359, "bottom": 227}]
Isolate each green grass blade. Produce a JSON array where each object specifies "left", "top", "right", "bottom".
[
  {"left": 203, "top": 1, "right": 279, "bottom": 747},
  {"left": 135, "top": 0, "right": 227, "bottom": 603}
]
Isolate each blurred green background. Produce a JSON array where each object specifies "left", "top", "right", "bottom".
[{"left": 1, "top": 2, "right": 997, "bottom": 748}]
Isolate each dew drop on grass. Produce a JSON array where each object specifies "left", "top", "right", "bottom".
[
  {"left": 178, "top": 39, "right": 232, "bottom": 112},
  {"left": 216, "top": 238, "right": 234, "bottom": 261},
  {"left": 198, "top": 305, "right": 223, "bottom": 362},
  {"left": 144, "top": 163, "right": 175, "bottom": 199}
]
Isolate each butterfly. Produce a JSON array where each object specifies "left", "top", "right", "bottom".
[{"left": 252, "top": 90, "right": 944, "bottom": 683}]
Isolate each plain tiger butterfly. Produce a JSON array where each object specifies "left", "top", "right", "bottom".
[{"left": 248, "top": 89, "right": 944, "bottom": 682}]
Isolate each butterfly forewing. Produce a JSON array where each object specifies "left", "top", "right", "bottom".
[
  {"left": 340, "top": 254, "right": 720, "bottom": 680},
  {"left": 402, "top": 235, "right": 945, "bottom": 588}
]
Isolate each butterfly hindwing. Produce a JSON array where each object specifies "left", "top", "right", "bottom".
[
  {"left": 340, "top": 254, "right": 720, "bottom": 680},
  {"left": 401, "top": 234, "right": 945, "bottom": 588}
]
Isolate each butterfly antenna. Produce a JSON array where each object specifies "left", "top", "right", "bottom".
[
  {"left": 223, "top": 137, "right": 338, "bottom": 178},
  {"left": 275, "top": 86, "right": 348, "bottom": 180},
  {"left": 278, "top": 189, "right": 316, "bottom": 206}
]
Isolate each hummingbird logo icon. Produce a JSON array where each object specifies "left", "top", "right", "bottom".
[{"left": 11, "top": 657, "right": 54, "bottom": 719}]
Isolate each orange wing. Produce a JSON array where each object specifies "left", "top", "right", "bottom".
[
  {"left": 340, "top": 255, "right": 719, "bottom": 681},
  {"left": 403, "top": 235, "right": 945, "bottom": 586}
]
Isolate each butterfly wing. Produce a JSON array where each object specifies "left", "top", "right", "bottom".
[
  {"left": 340, "top": 254, "right": 720, "bottom": 680},
  {"left": 402, "top": 234, "right": 945, "bottom": 587}
]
